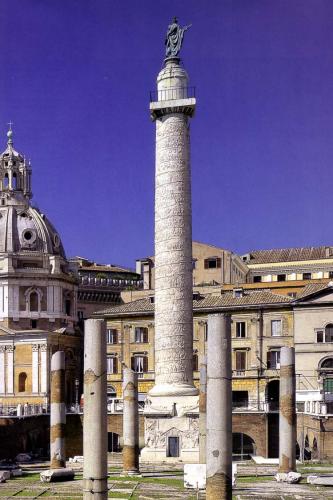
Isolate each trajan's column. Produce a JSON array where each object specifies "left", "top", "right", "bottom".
[{"left": 141, "top": 18, "right": 199, "bottom": 463}]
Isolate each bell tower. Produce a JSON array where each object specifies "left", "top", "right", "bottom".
[{"left": 0, "top": 125, "right": 32, "bottom": 204}]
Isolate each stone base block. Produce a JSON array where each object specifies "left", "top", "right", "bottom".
[
  {"left": 184, "top": 464, "right": 206, "bottom": 489},
  {"left": 11, "top": 469, "right": 23, "bottom": 477},
  {"left": 40, "top": 468, "right": 74, "bottom": 483},
  {"left": 275, "top": 472, "right": 301, "bottom": 483},
  {"left": 140, "top": 447, "right": 199, "bottom": 464},
  {"left": 307, "top": 475, "right": 333, "bottom": 486},
  {"left": 0, "top": 471, "right": 10, "bottom": 483}
]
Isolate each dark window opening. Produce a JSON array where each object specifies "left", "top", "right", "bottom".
[
  {"left": 12, "top": 173, "right": 17, "bottom": 189},
  {"left": 325, "top": 324, "right": 333, "bottom": 343},
  {"left": 303, "top": 273, "right": 311, "bottom": 280},
  {"left": 232, "top": 391, "right": 248, "bottom": 408},
  {"left": 253, "top": 276, "right": 262, "bottom": 283},
  {"left": 29, "top": 292, "right": 39, "bottom": 312},
  {"left": 135, "top": 327, "right": 148, "bottom": 343},
  {"left": 65, "top": 299, "right": 71, "bottom": 316},
  {"left": 193, "top": 353, "right": 198, "bottom": 371},
  {"left": 235, "top": 351, "right": 246, "bottom": 371},
  {"left": 107, "top": 329, "right": 118, "bottom": 344},
  {"left": 31, "top": 319, "right": 37, "bottom": 329},
  {"left": 18, "top": 372, "right": 27, "bottom": 392},
  {"left": 3, "top": 174, "right": 9, "bottom": 189},
  {"left": 267, "top": 350, "right": 280, "bottom": 369},
  {"left": 204, "top": 257, "right": 221, "bottom": 269},
  {"left": 232, "top": 433, "right": 254, "bottom": 461},
  {"left": 317, "top": 330, "right": 324, "bottom": 343},
  {"left": 167, "top": 436, "right": 179, "bottom": 457},
  {"left": 131, "top": 356, "right": 148, "bottom": 373},
  {"left": 236, "top": 322, "right": 246, "bottom": 338},
  {"left": 277, "top": 274, "right": 286, "bottom": 282}
]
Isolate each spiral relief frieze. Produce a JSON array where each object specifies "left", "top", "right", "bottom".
[{"left": 153, "top": 111, "right": 195, "bottom": 391}]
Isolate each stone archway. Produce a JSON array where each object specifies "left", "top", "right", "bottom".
[{"left": 232, "top": 433, "right": 255, "bottom": 460}]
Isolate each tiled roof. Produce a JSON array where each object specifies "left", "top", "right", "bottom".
[
  {"left": 247, "top": 246, "right": 332, "bottom": 265},
  {"left": 97, "top": 290, "right": 292, "bottom": 316},
  {"left": 296, "top": 283, "right": 332, "bottom": 299}
]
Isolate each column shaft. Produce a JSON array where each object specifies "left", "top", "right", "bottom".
[
  {"left": 199, "top": 354, "right": 207, "bottom": 463},
  {"left": 206, "top": 314, "right": 232, "bottom": 500},
  {"left": 122, "top": 367, "right": 139, "bottom": 474},
  {"left": 152, "top": 110, "right": 194, "bottom": 395},
  {"left": 83, "top": 319, "right": 108, "bottom": 500},
  {"left": 50, "top": 351, "right": 66, "bottom": 469},
  {"left": 279, "top": 346, "right": 296, "bottom": 473}
]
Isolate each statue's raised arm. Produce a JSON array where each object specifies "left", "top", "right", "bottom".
[{"left": 165, "top": 17, "right": 192, "bottom": 58}]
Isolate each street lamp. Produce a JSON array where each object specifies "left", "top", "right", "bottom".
[{"left": 75, "top": 378, "right": 79, "bottom": 412}]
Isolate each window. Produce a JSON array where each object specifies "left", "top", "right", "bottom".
[
  {"left": 287, "top": 292, "right": 297, "bottom": 298},
  {"left": 236, "top": 322, "right": 246, "bottom": 338},
  {"left": 204, "top": 257, "right": 221, "bottom": 269},
  {"left": 107, "top": 329, "right": 118, "bottom": 344},
  {"left": 31, "top": 319, "right": 37, "bottom": 329},
  {"left": 267, "top": 350, "right": 280, "bottom": 369},
  {"left": 316, "top": 325, "right": 333, "bottom": 343},
  {"left": 29, "top": 291, "right": 39, "bottom": 312},
  {"left": 253, "top": 276, "right": 262, "bottom": 283},
  {"left": 192, "top": 259, "right": 197, "bottom": 269},
  {"left": 303, "top": 272, "right": 311, "bottom": 280},
  {"left": 204, "top": 323, "right": 208, "bottom": 342},
  {"left": 326, "top": 324, "right": 333, "bottom": 343},
  {"left": 329, "top": 271, "right": 333, "bottom": 279},
  {"left": 134, "top": 327, "right": 148, "bottom": 343},
  {"left": 277, "top": 274, "right": 286, "bottom": 282},
  {"left": 271, "top": 320, "right": 282, "bottom": 337},
  {"left": 106, "top": 356, "right": 118, "bottom": 374},
  {"left": 131, "top": 355, "right": 148, "bottom": 373},
  {"left": 235, "top": 351, "right": 246, "bottom": 371},
  {"left": 232, "top": 391, "right": 248, "bottom": 408},
  {"left": 18, "top": 372, "right": 27, "bottom": 392},
  {"left": 193, "top": 353, "right": 198, "bottom": 371}
]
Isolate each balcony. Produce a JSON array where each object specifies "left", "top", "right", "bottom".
[{"left": 149, "top": 86, "right": 196, "bottom": 102}]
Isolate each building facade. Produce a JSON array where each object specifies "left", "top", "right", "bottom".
[{"left": 0, "top": 129, "right": 80, "bottom": 408}]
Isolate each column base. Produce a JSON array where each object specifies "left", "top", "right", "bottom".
[{"left": 141, "top": 393, "right": 199, "bottom": 464}]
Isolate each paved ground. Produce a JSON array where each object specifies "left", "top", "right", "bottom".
[{"left": 1, "top": 461, "right": 333, "bottom": 499}]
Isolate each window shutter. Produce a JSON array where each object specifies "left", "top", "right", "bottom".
[
  {"left": 204, "top": 259, "right": 208, "bottom": 269},
  {"left": 143, "top": 328, "right": 148, "bottom": 343},
  {"left": 131, "top": 357, "right": 135, "bottom": 371},
  {"left": 216, "top": 258, "right": 222, "bottom": 269},
  {"left": 113, "top": 358, "right": 118, "bottom": 374},
  {"left": 114, "top": 330, "right": 118, "bottom": 344},
  {"left": 143, "top": 356, "right": 148, "bottom": 373}
]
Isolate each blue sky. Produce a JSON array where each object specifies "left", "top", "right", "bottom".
[{"left": 1, "top": 1, "right": 333, "bottom": 267}]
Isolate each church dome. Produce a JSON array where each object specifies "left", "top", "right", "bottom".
[{"left": 0, "top": 205, "right": 66, "bottom": 258}]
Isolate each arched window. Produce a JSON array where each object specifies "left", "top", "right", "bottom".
[
  {"left": 3, "top": 174, "right": 8, "bottom": 189},
  {"left": 12, "top": 173, "right": 17, "bottom": 189},
  {"left": 18, "top": 372, "right": 27, "bottom": 392},
  {"left": 325, "top": 324, "right": 333, "bottom": 343},
  {"left": 29, "top": 291, "right": 39, "bottom": 312},
  {"left": 320, "top": 358, "right": 333, "bottom": 370}
]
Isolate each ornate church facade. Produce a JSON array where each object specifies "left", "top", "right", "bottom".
[{"left": 0, "top": 128, "right": 80, "bottom": 407}]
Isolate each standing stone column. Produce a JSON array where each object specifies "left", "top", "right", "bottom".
[
  {"left": 279, "top": 346, "right": 296, "bottom": 473},
  {"left": 50, "top": 351, "right": 66, "bottom": 469},
  {"left": 83, "top": 319, "right": 108, "bottom": 500},
  {"left": 199, "top": 354, "right": 207, "bottom": 463},
  {"left": 206, "top": 314, "right": 232, "bottom": 500},
  {"left": 149, "top": 56, "right": 196, "bottom": 398},
  {"left": 123, "top": 367, "right": 139, "bottom": 474}
]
